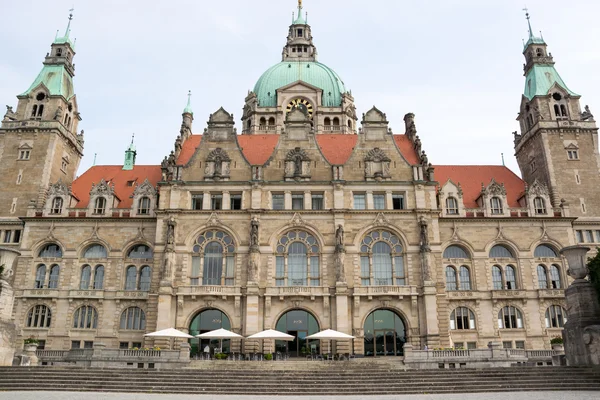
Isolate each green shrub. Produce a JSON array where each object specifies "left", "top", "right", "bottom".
[
  {"left": 550, "top": 336, "right": 563, "bottom": 345},
  {"left": 588, "top": 248, "right": 600, "bottom": 304},
  {"left": 264, "top": 353, "right": 273, "bottom": 361},
  {"left": 24, "top": 338, "right": 39, "bottom": 345}
]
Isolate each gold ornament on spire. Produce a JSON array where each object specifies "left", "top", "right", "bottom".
[{"left": 299, "top": 0, "right": 302, "bottom": 8}]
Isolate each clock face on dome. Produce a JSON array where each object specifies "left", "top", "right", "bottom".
[{"left": 286, "top": 98, "right": 313, "bottom": 117}]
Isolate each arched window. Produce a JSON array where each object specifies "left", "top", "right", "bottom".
[
  {"left": 348, "top": 120, "right": 353, "bottom": 129},
  {"left": 536, "top": 48, "right": 543, "bottom": 57},
  {"left": 94, "top": 197, "right": 106, "bottom": 214},
  {"left": 490, "top": 197, "right": 503, "bottom": 214},
  {"left": 363, "top": 309, "right": 406, "bottom": 356},
  {"left": 492, "top": 265, "right": 518, "bottom": 290},
  {"left": 446, "top": 197, "right": 459, "bottom": 215},
  {"left": 137, "top": 197, "right": 151, "bottom": 215},
  {"left": 333, "top": 117, "right": 340, "bottom": 126},
  {"left": 537, "top": 265, "right": 548, "bottom": 289},
  {"left": 259, "top": 117, "right": 266, "bottom": 127},
  {"left": 545, "top": 305, "right": 567, "bottom": 328},
  {"left": 80, "top": 265, "right": 92, "bottom": 290},
  {"left": 48, "top": 265, "right": 60, "bottom": 289},
  {"left": 56, "top": 48, "right": 63, "bottom": 57},
  {"left": 83, "top": 244, "right": 107, "bottom": 259},
  {"left": 535, "top": 245, "right": 558, "bottom": 258},
  {"left": 550, "top": 265, "right": 562, "bottom": 289},
  {"left": 125, "top": 266, "right": 137, "bottom": 291},
  {"left": 189, "top": 309, "right": 232, "bottom": 355},
  {"left": 73, "top": 306, "right": 98, "bottom": 329},
  {"left": 191, "top": 230, "right": 235, "bottom": 286},
  {"left": 35, "top": 265, "right": 46, "bottom": 288},
  {"left": 276, "top": 230, "right": 320, "bottom": 287},
  {"left": 138, "top": 266, "right": 151, "bottom": 291},
  {"left": 324, "top": 117, "right": 331, "bottom": 126},
  {"left": 268, "top": 117, "right": 275, "bottom": 126},
  {"left": 505, "top": 266, "right": 517, "bottom": 289},
  {"left": 443, "top": 245, "right": 469, "bottom": 259},
  {"left": 450, "top": 307, "right": 476, "bottom": 330},
  {"left": 31, "top": 105, "right": 38, "bottom": 117},
  {"left": 554, "top": 104, "right": 560, "bottom": 116},
  {"left": 459, "top": 266, "right": 471, "bottom": 290},
  {"left": 27, "top": 305, "right": 52, "bottom": 328},
  {"left": 119, "top": 307, "right": 146, "bottom": 330},
  {"left": 492, "top": 265, "right": 503, "bottom": 290},
  {"left": 127, "top": 244, "right": 153, "bottom": 259},
  {"left": 534, "top": 197, "right": 546, "bottom": 215},
  {"left": 360, "top": 230, "right": 404, "bottom": 286},
  {"left": 498, "top": 306, "right": 523, "bottom": 329},
  {"left": 37, "top": 105, "right": 44, "bottom": 117},
  {"left": 560, "top": 104, "right": 567, "bottom": 117},
  {"left": 445, "top": 266, "right": 458, "bottom": 291},
  {"left": 94, "top": 266, "right": 104, "bottom": 290},
  {"left": 51, "top": 197, "right": 63, "bottom": 214},
  {"left": 39, "top": 243, "right": 62, "bottom": 258},
  {"left": 490, "top": 245, "right": 514, "bottom": 258},
  {"left": 246, "top": 119, "right": 251, "bottom": 129}
]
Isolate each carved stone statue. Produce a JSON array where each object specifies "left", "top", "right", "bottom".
[
  {"left": 419, "top": 217, "right": 430, "bottom": 251},
  {"left": 294, "top": 156, "right": 302, "bottom": 176},
  {"left": 335, "top": 225, "right": 344, "bottom": 249},
  {"left": 54, "top": 106, "right": 63, "bottom": 121},
  {"left": 162, "top": 255, "right": 173, "bottom": 281},
  {"left": 582, "top": 105, "right": 595, "bottom": 121},
  {"left": 250, "top": 217, "right": 260, "bottom": 248},
  {"left": 335, "top": 251, "right": 346, "bottom": 283},
  {"left": 166, "top": 217, "right": 176, "bottom": 246},
  {"left": 414, "top": 135, "right": 422, "bottom": 155},
  {"left": 420, "top": 151, "right": 429, "bottom": 167},
  {"left": 3, "top": 105, "right": 16, "bottom": 121}
]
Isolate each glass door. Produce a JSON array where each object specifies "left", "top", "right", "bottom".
[{"left": 375, "top": 330, "right": 386, "bottom": 356}]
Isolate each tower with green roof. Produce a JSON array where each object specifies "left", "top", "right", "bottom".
[
  {"left": 241, "top": 1, "right": 357, "bottom": 135},
  {"left": 514, "top": 10, "right": 599, "bottom": 218},
  {"left": 0, "top": 10, "right": 84, "bottom": 216}
]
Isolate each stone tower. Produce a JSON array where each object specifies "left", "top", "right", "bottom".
[
  {"left": 514, "top": 12, "right": 599, "bottom": 217},
  {"left": 0, "top": 12, "right": 84, "bottom": 217}
]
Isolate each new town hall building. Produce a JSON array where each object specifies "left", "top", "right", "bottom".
[{"left": 0, "top": 3, "right": 598, "bottom": 357}]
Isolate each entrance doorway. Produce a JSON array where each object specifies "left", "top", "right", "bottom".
[
  {"left": 364, "top": 309, "right": 406, "bottom": 357},
  {"left": 274, "top": 309, "right": 319, "bottom": 357},
  {"left": 188, "top": 309, "right": 231, "bottom": 357}
]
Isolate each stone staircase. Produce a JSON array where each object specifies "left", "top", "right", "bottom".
[{"left": 0, "top": 365, "right": 599, "bottom": 395}]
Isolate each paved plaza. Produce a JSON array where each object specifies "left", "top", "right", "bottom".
[{"left": 0, "top": 392, "right": 598, "bottom": 400}]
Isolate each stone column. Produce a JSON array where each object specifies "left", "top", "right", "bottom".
[
  {"left": 245, "top": 285, "right": 260, "bottom": 353},
  {"left": 222, "top": 191, "right": 231, "bottom": 210},
  {"left": 202, "top": 192, "right": 211, "bottom": 210},
  {"left": 284, "top": 191, "right": 292, "bottom": 210},
  {"left": 335, "top": 283, "right": 350, "bottom": 354},
  {"left": 304, "top": 191, "right": 312, "bottom": 210},
  {"left": 366, "top": 191, "right": 374, "bottom": 210}
]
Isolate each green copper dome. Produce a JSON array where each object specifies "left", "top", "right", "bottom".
[{"left": 254, "top": 61, "right": 347, "bottom": 107}]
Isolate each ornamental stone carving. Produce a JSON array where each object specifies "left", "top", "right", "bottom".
[
  {"left": 47, "top": 179, "right": 71, "bottom": 197},
  {"left": 205, "top": 148, "right": 231, "bottom": 181},
  {"left": 284, "top": 147, "right": 311, "bottom": 181},
  {"left": 526, "top": 179, "right": 549, "bottom": 197},
  {"left": 132, "top": 179, "right": 156, "bottom": 197},
  {"left": 364, "top": 148, "right": 391, "bottom": 181},
  {"left": 89, "top": 179, "right": 114, "bottom": 196},
  {"left": 482, "top": 179, "right": 507, "bottom": 197}
]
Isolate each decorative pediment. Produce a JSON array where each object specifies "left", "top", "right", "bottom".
[
  {"left": 206, "top": 213, "right": 223, "bottom": 227},
  {"left": 526, "top": 179, "right": 549, "bottom": 197},
  {"left": 564, "top": 143, "right": 579, "bottom": 150},
  {"left": 364, "top": 148, "right": 390, "bottom": 162},
  {"left": 90, "top": 179, "right": 114, "bottom": 196},
  {"left": 207, "top": 148, "right": 231, "bottom": 163},
  {"left": 362, "top": 106, "right": 388, "bottom": 123},
  {"left": 285, "top": 147, "right": 311, "bottom": 162},
  {"left": 208, "top": 107, "right": 234, "bottom": 125},
  {"left": 286, "top": 107, "right": 311, "bottom": 123},
  {"left": 372, "top": 213, "right": 391, "bottom": 227},
  {"left": 132, "top": 179, "right": 156, "bottom": 197},
  {"left": 482, "top": 179, "right": 506, "bottom": 196},
  {"left": 290, "top": 213, "right": 305, "bottom": 226},
  {"left": 47, "top": 179, "right": 71, "bottom": 196}
]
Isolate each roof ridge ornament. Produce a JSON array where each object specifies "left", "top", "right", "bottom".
[{"left": 523, "top": 7, "right": 533, "bottom": 40}]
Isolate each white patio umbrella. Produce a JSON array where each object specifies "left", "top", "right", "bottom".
[
  {"left": 196, "top": 328, "right": 243, "bottom": 353},
  {"left": 144, "top": 327, "right": 194, "bottom": 349},
  {"left": 246, "top": 329, "right": 294, "bottom": 354},
  {"left": 306, "top": 329, "right": 355, "bottom": 355}
]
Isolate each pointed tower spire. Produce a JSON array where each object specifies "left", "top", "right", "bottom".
[
  {"left": 123, "top": 134, "right": 137, "bottom": 170},
  {"left": 523, "top": 7, "right": 533, "bottom": 40},
  {"left": 54, "top": 9, "right": 75, "bottom": 48},
  {"left": 283, "top": 0, "right": 317, "bottom": 61},
  {"left": 183, "top": 90, "right": 193, "bottom": 115}
]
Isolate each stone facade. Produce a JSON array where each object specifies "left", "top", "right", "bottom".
[{"left": 0, "top": 6, "right": 597, "bottom": 359}]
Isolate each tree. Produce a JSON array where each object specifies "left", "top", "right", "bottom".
[{"left": 587, "top": 248, "right": 600, "bottom": 303}]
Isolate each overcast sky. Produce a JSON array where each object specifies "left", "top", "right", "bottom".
[{"left": 1, "top": 0, "right": 599, "bottom": 177}]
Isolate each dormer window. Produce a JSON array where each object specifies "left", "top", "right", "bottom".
[
  {"left": 490, "top": 197, "right": 503, "bottom": 215},
  {"left": 94, "top": 197, "right": 107, "bottom": 214},
  {"left": 446, "top": 197, "right": 459, "bottom": 215},
  {"left": 534, "top": 197, "right": 546, "bottom": 215},
  {"left": 51, "top": 197, "right": 63, "bottom": 214},
  {"left": 137, "top": 197, "right": 151, "bottom": 215},
  {"left": 536, "top": 48, "right": 543, "bottom": 57},
  {"left": 56, "top": 48, "right": 63, "bottom": 57},
  {"left": 297, "top": 28, "right": 303, "bottom": 37}
]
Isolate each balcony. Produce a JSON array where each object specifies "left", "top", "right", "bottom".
[
  {"left": 323, "top": 125, "right": 342, "bottom": 132},
  {"left": 354, "top": 286, "right": 416, "bottom": 299}
]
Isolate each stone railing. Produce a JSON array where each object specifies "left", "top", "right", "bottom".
[
  {"left": 34, "top": 343, "right": 190, "bottom": 369},
  {"left": 177, "top": 286, "right": 241, "bottom": 296},
  {"left": 403, "top": 343, "right": 560, "bottom": 369},
  {"left": 354, "top": 286, "right": 416, "bottom": 298},
  {"left": 258, "top": 125, "right": 277, "bottom": 132},
  {"left": 265, "top": 286, "right": 328, "bottom": 297}
]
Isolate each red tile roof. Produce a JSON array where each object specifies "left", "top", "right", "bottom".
[
  {"left": 238, "top": 135, "right": 280, "bottom": 165},
  {"left": 434, "top": 165, "right": 525, "bottom": 208},
  {"left": 315, "top": 134, "right": 357, "bottom": 165},
  {"left": 177, "top": 135, "right": 202, "bottom": 165},
  {"left": 71, "top": 165, "right": 162, "bottom": 209},
  {"left": 394, "top": 135, "right": 420, "bottom": 165}
]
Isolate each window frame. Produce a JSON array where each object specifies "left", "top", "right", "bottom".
[
  {"left": 26, "top": 305, "right": 52, "bottom": 328},
  {"left": 94, "top": 197, "right": 107, "bottom": 215},
  {"left": 445, "top": 197, "right": 459, "bottom": 215},
  {"left": 137, "top": 196, "right": 151, "bottom": 215},
  {"left": 73, "top": 305, "right": 98, "bottom": 329},
  {"left": 490, "top": 197, "right": 503, "bottom": 215},
  {"left": 272, "top": 193, "right": 285, "bottom": 210},
  {"left": 119, "top": 307, "right": 146, "bottom": 331},
  {"left": 533, "top": 197, "right": 546, "bottom": 215},
  {"left": 450, "top": 307, "right": 476, "bottom": 330},
  {"left": 191, "top": 230, "right": 236, "bottom": 286},
  {"left": 498, "top": 306, "right": 524, "bottom": 329},
  {"left": 545, "top": 305, "right": 567, "bottom": 328},
  {"left": 275, "top": 230, "right": 320, "bottom": 287},
  {"left": 353, "top": 193, "right": 366, "bottom": 210},
  {"left": 359, "top": 230, "right": 405, "bottom": 286}
]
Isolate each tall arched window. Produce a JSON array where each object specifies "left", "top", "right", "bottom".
[
  {"left": 268, "top": 117, "right": 275, "bottom": 126},
  {"left": 537, "top": 265, "right": 548, "bottom": 289},
  {"left": 333, "top": 117, "right": 340, "bottom": 126},
  {"left": 138, "top": 266, "right": 151, "bottom": 291},
  {"left": 39, "top": 243, "right": 62, "bottom": 258},
  {"left": 73, "top": 306, "right": 98, "bottom": 329},
  {"left": 191, "top": 230, "right": 235, "bottom": 286},
  {"left": 492, "top": 266, "right": 503, "bottom": 290},
  {"left": 534, "top": 197, "right": 546, "bottom": 214},
  {"left": 498, "top": 306, "right": 523, "bottom": 329},
  {"left": 360, "top": 230, "right": 404, "bottom": 286},
  {"left": 125, "top": 266, "right": 137, "bottom": 291},
  {"left": 127, "top": 244, "right": 153, "bottom": 259},
  {"left": 446, "top": 197, "right": 459, "bottom": 215},
  {"left": 27, "top": 305, "right": 51, "bottom": 328},
  {"left": 83, "top": 244, "right": 107, "bottom": 259},
  {"left": 534, "top": 245, "right": 558, "bottom": 258},
  {"left": 48, "top": 265, "right": 60, "bottom": 289},
  {"left": 450, "top": 307, "right": 476, "bottom": 330},
  {"left": 459, "top": 266, "right": 471, "bottom": 290},
  {"left": 490, "top": 197, "right": 503, "bottom": 214},
  {"left": 545, "top": 305, "right": 567, "bottom": 328},
  {"left": 119, "top": 307, "right": 146, "bottom": 330},
  {"left": 489, "top": 245, "right": 514, "bottom": 258},
  {"left": 51, "top": 197, "right": 63, "bottom": 214},
  {"left": 80, "top": 265, "right": 92, "bottom": 290},
  {"left": 493, "top": 265, "right": 518, "bottom": 290},
  {"left": 505, "top": 265, "right": 517, "bottom": 289},
  {"left": 550, "top": 265, "right": 562, "bottom": 289},
  {"left": 137, "top": 197, "right": 151, "bottom": 215},
  {"left": 259, "top": 117, "right": 266, "bottom": 127},
  {"left": 94, "top": 197, "right": 106, "bottom": 214},
  {"left": 324, "top": 117, "right": 331, "bottom": 126},
  {"left": 35, "top": 265, "right": 46, "bottom": 288},
  {"left": 446, "top": 266, "right": 458, "bottom": 291},
  {"left": 363, "top": 309, "right": 406, "bottom": 357},
  {"left": 443, "top": 245, "right": 469, "bottom": 259},
  {"left": 94, "top": 265, "right": 105, "bottom": 290},
  {"left": 275, "top": 230, "right": 320, "bottom": 287}
]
